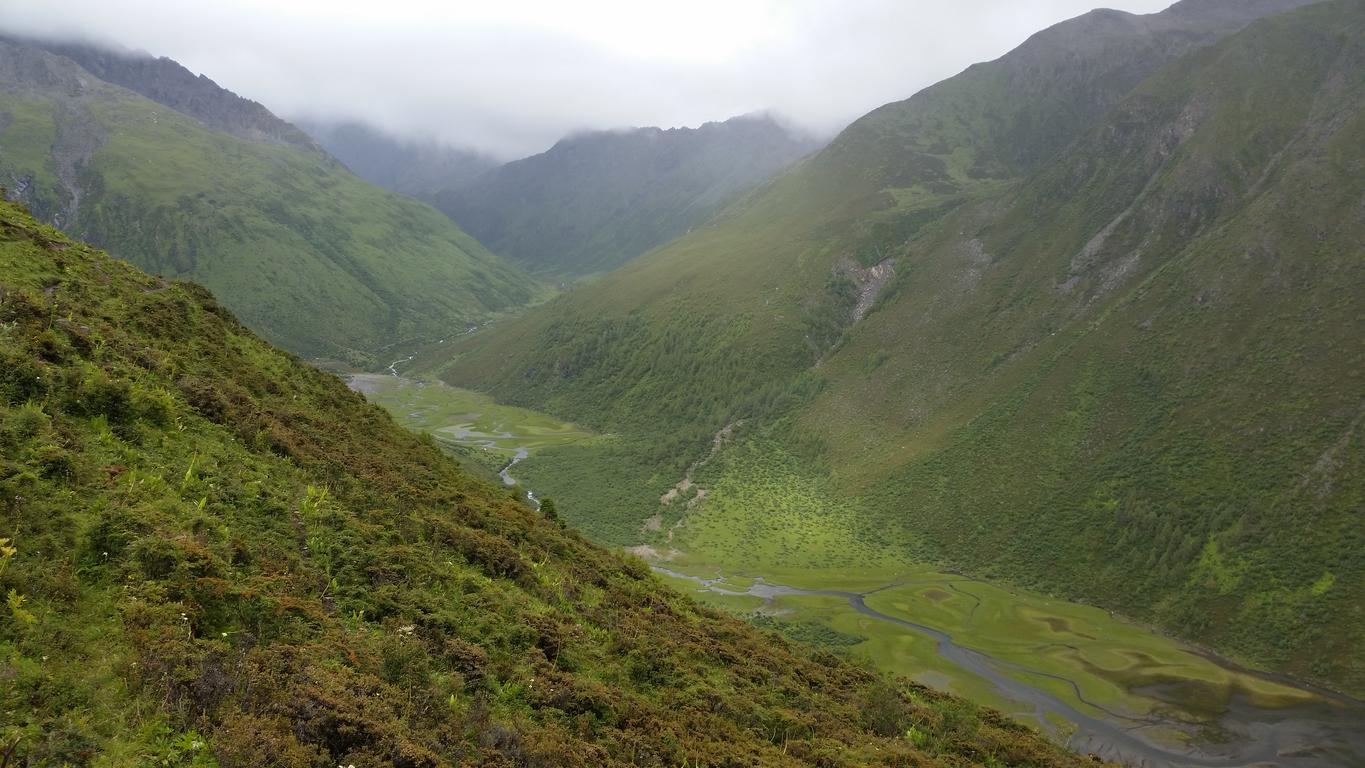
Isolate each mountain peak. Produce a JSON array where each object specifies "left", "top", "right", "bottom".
[{"left": 2, "top": 35, "right": 318, "bottom": 151}]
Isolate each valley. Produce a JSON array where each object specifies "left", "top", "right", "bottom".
[
  {"left": 347, "top": 379, "right": 1365, "bottom": 765},
  {"left": 346, "top": 372, "right": 596, "bottom": 491},
  {"left": 3, "top": 1, "right": 1362, "bottom": 765},
  {"left": 655, "top": 565, "right": 1365, "bottom": 767}
]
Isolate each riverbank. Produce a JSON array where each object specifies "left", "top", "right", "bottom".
[{"left": 653, "top": 564, "right": 1365, "bottom": 767}]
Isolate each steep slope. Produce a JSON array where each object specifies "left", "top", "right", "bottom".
[
  {"left": 298, "top": 118, "right": 498, "bottom": 203},
  {"left": 425, "top": 0, "right": 1362, "bottom": 691},
  {"left": 6, "top": 35, "right": 318, "bottom": 150},
  {"left": 434, "top": 0, "right": 1318, "bottom": 434},
  {"left": 0, "top": 39, "right": 538, "bottom": 363},
  {"left": 434, "top": 114, "right": 821, "bottom": 277},
  {"left": 800, "top": 0, "right": 1365, "bottom": 692},
  {"left": 0, "top": 199, "right": 1101, "bottom": 766}
]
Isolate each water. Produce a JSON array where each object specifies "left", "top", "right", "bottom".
[{"left": 654, "top": 568, "right": 1365, "bottom": 767}]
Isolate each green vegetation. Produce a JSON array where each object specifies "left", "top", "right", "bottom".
[
  {"left": 427, "top": 0, "right": 1365, "bottom": 696},
  {"left": 669, "top": 438, "right": 916, "bottom": 572},
  {"left": 348, "top": 374, "right": 594, "bottom": 461},
  {"left": 638, "top": 435, "right": 1332, "bottom": 743},
  {"left": 0, "top": 40, "right": 541, "bottom": 364},
  {"left": 435, "top": 115, "right": 819, "bottom": 278},
  {"left": 0, "top": 200, "right": 1106, "bottom": 766}
]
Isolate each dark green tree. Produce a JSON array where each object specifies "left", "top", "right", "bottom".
[{"left": 540, "top": 497, "right": 562, "bottom": 527}]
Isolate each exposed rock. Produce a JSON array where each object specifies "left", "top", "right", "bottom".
[{"left": 844, "top": 257, "right": 896, "bottom": 321}]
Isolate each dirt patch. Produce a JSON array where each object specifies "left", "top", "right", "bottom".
[{"left": 625, "top": 544, "right": 679, "bottom": 562}]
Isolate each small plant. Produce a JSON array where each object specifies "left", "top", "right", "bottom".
[
  {"left": 0, "top": 538, "right": 15, "bottom": 579},
  {"left": 0, "top": 538, "right": 35, "bottom": 626}
]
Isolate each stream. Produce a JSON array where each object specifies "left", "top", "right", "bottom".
[
  {"left": 498, "top": 447, "right": 540, "bottom": 508},
  {"left": 654, "top": 568, "right": 1365, "bottom": 768}
]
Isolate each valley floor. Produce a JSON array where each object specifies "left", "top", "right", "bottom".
[{"left": 355, "top": 375, "right": 1365, "bottom": 768}]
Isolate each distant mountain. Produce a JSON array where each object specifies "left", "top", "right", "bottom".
[
  {"left": 298, "top": 118, "right": 498, "bottom": 202},
  {"left": 427, "top": 0, "right": 1365, "bottom": 695},
  {"left": 434, "top": 114, "right": 822, "bottom": 277},
  {"left": 0, "top": 37, "right": 538, "bottom": 363}
]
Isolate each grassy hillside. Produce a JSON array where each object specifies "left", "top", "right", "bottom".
[
  {"left": 8, "top": 35, "right": 319, "bottom": 151},
  {"left": 430, "top": 0, "right": 1314, "bottom": 433},
  {"left": 434, "top": 115, "right": 820, "bottom": 278},
  {"left": 803, "top": 0, "right": 1365, "bottom": 692},
  {"left": 423, "top": 0, "right": 1363, "bottom": 694},
  {"left": 0, "top": 199, "right": 1104, "bottom": 766},
  {"left": 0, "top": 40, "right": 539, "bottom": 363}
]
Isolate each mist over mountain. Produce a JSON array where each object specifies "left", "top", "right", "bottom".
[
  {"left": 0, "top": 37, "right": 537, "bottom": 362},
  {"left": 1, "top": 1, "right": 1361, "bottom": 766},
  {"left": 298, "top": 118, "right": 499, "bottom": 202},
  {"left": 3, "top": 34, "right": 319, "bottom": 151},
  {"left": 435, "top": 114, "right": 822, "bottom": 277},
  {"left": 432, "top": 0, "right": 1364, "bottom": 697}
]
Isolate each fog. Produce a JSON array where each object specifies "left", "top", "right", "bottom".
[{"left": 5, "top": 0, "right": 1172, "bottom": 158}]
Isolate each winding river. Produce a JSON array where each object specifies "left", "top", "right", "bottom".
[{"left": 655, "top": 568, "right": 1365, "bottom": 768}]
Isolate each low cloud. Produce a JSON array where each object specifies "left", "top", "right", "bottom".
[{"left": 4, "top": 0, "right": 1171, "bottom": 159}]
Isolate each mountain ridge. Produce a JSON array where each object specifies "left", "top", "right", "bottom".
[
  {"left": 424, "top": 0, "right": 1363, "bottom": 693},
  {"left": 3, "top": 34, "right": 319, "bottom": 151},
  {"left": 434, "top": 113, "right": 822, "bottom": 277},
  {"left": 0, "top": 37, "right": 540, "bottom": 362},
  {"left": 297, "top": 118, "right": 499, "bottom": 202}
]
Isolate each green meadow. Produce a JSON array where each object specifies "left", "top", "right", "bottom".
[
  {"left": 348, "top": 374, "right": 595, "bottom": 476},
  {"left": 350, "top": 380, "right": 1349, "bottom": 751},
  {"left": 648, "top": 437, "right": 1327, "bottom": 743}
]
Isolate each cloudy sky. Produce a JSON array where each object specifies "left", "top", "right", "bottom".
[{"left": 6, "top": 0, "right": 1172, "bottom": 158}]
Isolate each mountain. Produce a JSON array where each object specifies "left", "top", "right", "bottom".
[
  {"left": 433, "top": 114, "right": 822, "bottom": 277},
  {"left": 423, "top": 0, "right": 1364, "bottom": 693},
  {"left": 298, "top": 118, "right": 498, "bottom": 203},
  {"left": 5, "top": 35, "right": 319, "bottom": 150},
  {"left": 0, "top": 199, "right": 1101, "bottom": 766},
  {"left": 0, "top": 37, "right": 539, "bottom": 363}
]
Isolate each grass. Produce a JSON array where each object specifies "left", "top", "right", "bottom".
[
  {"left": 348, "top": 374, "right": 594, "bottom": 462},
  {"left": 861, "top": 579, "right": 1318, "bottom": 720},
  {"left": 667, "top": 438, "right": 917, "bottom": 572},
  {"left": 624, "top": 427, "right": 1347, "bottom": 749},
  {"left": 0, "top": 200, "right": 1106, "bottom": 767},
  {"left": 0, "top": 53, "right": 542, "bottom": 364},
  {"left": 424, "top": 1, "right": 1365, "bottom": 697}
]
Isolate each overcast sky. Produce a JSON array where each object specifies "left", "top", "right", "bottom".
[{"left": 5, "top": 0, "right": 1173, "bottom": 159}]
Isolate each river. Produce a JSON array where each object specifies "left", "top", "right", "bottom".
[{"left": 654, "top": 568, "right": 1365, "bottom": 768}]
